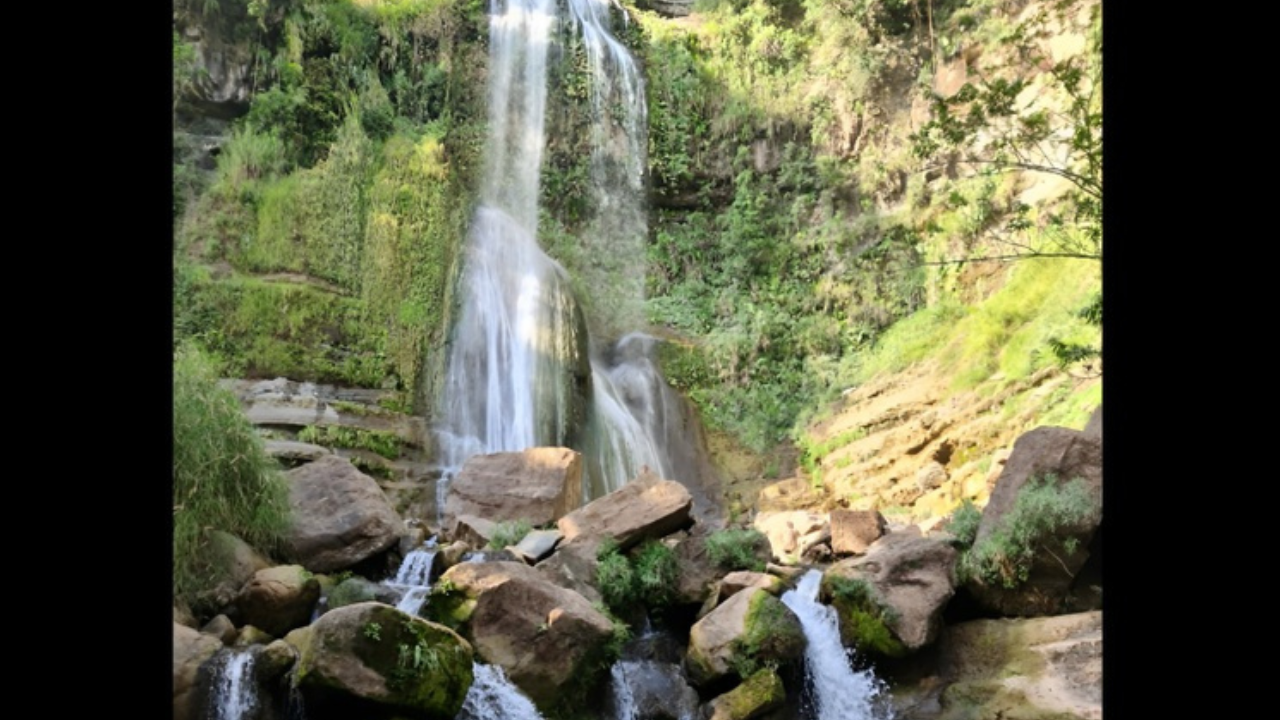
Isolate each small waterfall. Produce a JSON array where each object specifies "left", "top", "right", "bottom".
[
  {"left": 456, "top": 662, "right": 546, "bottom": 720},
  {"left": 385, "top": 540, "right": 439, "bottom": 616},
  {"left": 781, "top": 570, "right": 894, "bottom": 720},
  {"left": 609, "top": 660, "right": 698, "bottom": 720},
  {"left": 210, "top": 649, "right": 259, "bottom": 720}
]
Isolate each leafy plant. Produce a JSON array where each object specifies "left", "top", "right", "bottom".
[
  {"left": 946, "top": 499, "right": 982, "bottom": 549},
  {"left": 705, "top": 529, "right": 768, "bottom": 572},
  {"left": 633, "top": 541, "right": 679, "bottom": 608},
  {"left": 958, "top": 474, "right": 1094, "bottom": 589},
  {"left": 596, "top": 539, "right": 638, "bottom": 611},
  {"left": 364, "top": 621, "right": 382, "bottom": 641},
  {"left": 486, "top": 519, "right": 533, "bottom": 550}
]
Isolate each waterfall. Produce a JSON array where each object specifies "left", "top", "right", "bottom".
[
  {"left": 435, "top": 0, "right": 691, "bottom": 510},
  {"left": 457, "top": 663, "right": 546, "bottom": 720},
  {"left": 210, "top": 649, "right": 259, "bottom": 720},
  {"left": 385, "top": 540, "right": 439, "bottom": 616},
  {"left": 780, "top": 570, "right": 895, "bottom": 720}
]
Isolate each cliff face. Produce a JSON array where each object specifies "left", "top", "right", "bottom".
[{"left": 172, "top": 0, "right": 1101, "bottom": 524}]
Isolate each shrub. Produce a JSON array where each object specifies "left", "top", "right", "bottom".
[
  {"left": 173, "top": 344, "right": 290, "bottom": 605},
  {"left": 705, "top": 529, "right": 768, "bottom": 572},
  {"left": 596, "top": 539, "right": 637, "bottom": 611},
  {"left": 958, "top": 474, "right": 1094, "bottom": 589},
  {"left": 826, "top": 575, "right": 905, "bottom": 657},
  {"left": 947, "top": 499, "right": 983, "bottom": 549},
  {"left": 486, "top": 519, "right": 533, "bottom": 550},
  {"left": 633, "top": 541, "right": 679, "bottom": 608}
]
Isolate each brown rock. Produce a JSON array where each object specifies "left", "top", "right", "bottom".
[
  {"left": 753, "top": 511, "right": 828, "bottom": 564},
  {"left": 201, "top": 614, "right": 236, "bottom": 646},
  {"left": 718, "top": 572, "right": 784, "bottom": 602},
  {"left": 825, "top": 528, "right": 957, "bottom": 654},
  {"left": 450, "top": 515, "right": 498, "bottom": 549},
  {"left": 444, "top": 448, "right": 583, "bottom": 537},
  {"left": 173, "top": 623, "right": 222, "bottom": 720},
  {"left": 236, "top": 565, "right": 320, "bottom": 637},
  {"left": 557, "top": 468, "right": 693, "bottom": 550},
  {"left": 436, "top": 561, "right": 616, "bottom": 708},
  {"left": 686, "top": 588, "right": 805, "bottom": 686},
  {"left": 285, "top": 455, "right": 402, "bottom": 573},
  {"left": 831, "top": 509, "right": 887, "bottom": 556}
]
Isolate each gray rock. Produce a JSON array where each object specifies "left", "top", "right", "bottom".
[
  {"left": 557, "top": 468, "right": 693, "bottom": 550},
  {"left": 444, "top": 448, "right": 583, "bottom": 537},
  {"left": 285, "top": 455, "right": 401, "bottom": 573},
  {"left": 511, "top": 529, "right": 563, "bottom": 564}
]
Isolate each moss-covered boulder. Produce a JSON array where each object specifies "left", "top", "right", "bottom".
[
  {"left": 427, "top": 561, "right": 616, "bottom": 712},
  {"left": 704, "top": 669, "right": 786, "bottom": 720},
  {"left": 327, "top": 576, "right": 400, "bottom": 611},
  {"left": 295, "top": 602, "right": 474, "bottom": 720},
  {"left": 686, "top": 587, "right": 805, "bottom": 686},
  {"left": 823, "top": 527, "right": 957, "bottom": 659}
]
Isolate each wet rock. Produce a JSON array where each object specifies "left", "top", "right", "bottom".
[
  {"left": 609, "top": 660, "right": 700, "bottom": 720},
  {"left": 295, "top": 602, "right": 473, "bottom": 719},
  {"left": 236, "top": 565, "right": 321, "bottom": 637},
  {"left": 431, "top": 561, "right": 615, "bottom": 710}
]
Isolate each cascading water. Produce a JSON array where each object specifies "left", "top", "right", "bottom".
[
  {"left": 435, "top": 0, "right": 693, "bottom": 510},
  {"left": 209, "top": 649, "right": 259, "bottom": 720},
  {"left": 457, "top": 662, "right": 546, "bottom": 720},
  {"left": 781, "top": 570, "right": 895, "bottom": 720},
  {"left": 386, "top": 540, "right": 439, "bottom": 616}
]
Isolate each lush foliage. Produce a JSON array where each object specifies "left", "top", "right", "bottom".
[
  {"left": 173, "top": 344, "right": 290, "bottom": 604},
  {"left": 958, "top": 474, "right": 1094, "bottom": 589},
  {"left": 704, "top": 528, "right": 768, "bottom": 572},
  {"left": 487, "top": 519, "right": 534, "bottom": 550},
  {"left": 826, "top": 574, "right": 905, "bottom": 657},
  {"left": 594, "top": 538, "right": 680, "bottom": 612},
  {"left": 946, "top": 498, "right": 983, "bottom": 548}
]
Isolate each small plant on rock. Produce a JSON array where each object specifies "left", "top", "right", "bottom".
[
  {"left": 705, "top": 528, "right": 768, "bottom": 572},
  {"left": 487, "top": 519, "right": 533, "bottom": 550}
]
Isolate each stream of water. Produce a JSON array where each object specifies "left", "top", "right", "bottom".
[{"left": 781, "top": 570, "right": 895, "bottom": 720}]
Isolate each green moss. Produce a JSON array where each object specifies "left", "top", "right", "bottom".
[
  {"left": 826, "top": 575, "right": 907, "bottom": 659},
  {"left": 296, "top": 425, "right": 403, "bottom": 459},
  {"left": 733, "top": 591, "right": 805, "bottom": 677},
  {"left": 714, "top": 669, "right": 786, "bottom": 719}
]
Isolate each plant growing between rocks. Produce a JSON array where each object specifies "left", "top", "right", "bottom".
[{"left": 705, "top": 528, "right": 769, "bottom": 572}]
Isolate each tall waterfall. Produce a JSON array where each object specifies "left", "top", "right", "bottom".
[
  {"left": 436, "top": 0, "right": 691, "bottom": 509},
  {"left": 780, "top": 571, "right": 895, "bottom": 720}
]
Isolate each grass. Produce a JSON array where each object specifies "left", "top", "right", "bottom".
[
  {"left": 486, "top": 520, "right": 533, "bottom": 550},
  {"left": 705, "top": 528, "right": 768, "bottom": 572},
  {"left": 173, "top": 343, "right": 290, "bottom": 607}
]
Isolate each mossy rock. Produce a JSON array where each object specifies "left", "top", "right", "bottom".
[
  {"left": 705, "top": 669, "right": 786, "bottom": 720},
  {"left": 296, "top": 602, "right": 474, "bottom": 719},
  {"left": 823, "top": 574, "right": 907, "bottom": 659},
  {"left": 328, "top": 577, "right": 399, "bottom": 610}
]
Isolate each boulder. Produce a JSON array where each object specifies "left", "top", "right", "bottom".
[
  {"left": 717, "top": 572, "right": 784, "bottom": 603},
  {"left": 704, "top": 669, "right": 786, "bottom": 720},
  {"left": 823, "top": 528, "right": 957, "bottom": 658},
  {"left": 430, "top": 561, "right": 616, "bottom": 709},
  {"left": 173, "top": 623, "right": 223, "bottom": 720},
  {"left": 831, "top": 509, "right": 887, "bottom": 556},
  {"left": 753, "top": 511, "right": 828, "bottom": 564},
  {"left": 201, "top": 614, "right": 237, "bottom": 646},
  {"left": 535, "top": 539, "right": 603, "bottom": 604},
  {"left": 236, "top": 565, "right": 321, "bottom": 637},
  {"left": 285, "top": 455, "right": 402, "bottom": 573},
  {"left": 673, "top": 533, "right": 721, "bottom": 606},
  {"left": 196, "top": 530, "right": 273, "bottom": 614},
  {"left": 295, "top": 602, "right": 474, "bottom": 720},
  {"left": 443, "top": 448, "right": 583, "bottom": 537},
  {"left": 327, "top": 577, "right": 400, "bottom": 611},
  {"left": 967, "top": 426, "right": 1103, "bottom": 616},
  {"left": 686, "top": 588, "right": 805, "bottom": 687},
  {"left": 557, "top": 468, "right": 693, "bottom": 550},
  {"left": 451, "top": 515, "right": 498, "bottom": 549},
  {"left": 258, "top": 639, "right": 299, "bottom": 682},
  {"left": 912, "top": 611, "right": 1103, "bottom": 720}
]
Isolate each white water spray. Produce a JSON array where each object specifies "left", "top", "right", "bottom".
[
  {"left": 211, "top": 649, "right": 258, "bottom": 720},
  {"left": 781, "top": 570, "right": 895, "bottom": 720},
  {"left": 457, "top": 662, "right": 546, "bottom": 720}
]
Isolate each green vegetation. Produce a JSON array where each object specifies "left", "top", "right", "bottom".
[
  {"left": 958, "top": 474, "right": 1094, "bottom": 589},
  {"left": 826, "top": 575, "right": 906, "bottom": 658},
  {"left": 705, "top": 528, "right": 768, "bottom": 572},
  {"left": 173, "top": 344, "right": 290, "bottom": 606},
  {"left": 487, "top": 519, "right": 534, "bottom": 550},
  {"left": 947, "top": 499, "right": 983, "bottom": 549},
  {"left": 731, "top": 591, "right": 806, "bottom": 678},
  {"left": 297, "top": 424, "right": 403, "bottom": 458},
  {"left": 594, "top": 538, "right": 680, "bottom": 612}
]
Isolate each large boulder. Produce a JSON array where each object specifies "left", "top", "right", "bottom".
[
  {"left": 893, "top": 611, "right": 1102, "bottom": 720},
  {"left": 966, "top": 425, "right": 1103, "bottom": 616},
  {"left": 236, "top": 565, "right": 321, "bottom": 637},
  {"left": 823, "top": 528, "right": 957, "bottom": 658},
  {"left": 535, "top": 539, "right": 603, "bottom": 604},
  {"left": 557, "top": 468, "right": 693, "bottom": 550},
  {"left": 831, "top": 510, "right": 887, "bottom": 556},
  {"left": 194, "top": 530, "right": 273, "bottom": 615},
  {"left": 295, "top": 602, "right": 474, "bottom": 720},
  {"left": 686, "top": 588, "right": 805, "bottom": 687},
  {"left": 285, "top": 455, "right": 402, "bottom": 573},
  {"left": 672, "top": 533, "right": 721, "bottom": 606},
  {"left": 173, "top": 623, "right": 223, "bottom": 720},
  {"left": 443, "top": 448, "right": 583, "bottom": 538},
  {"left": 428, "top": 561, "right": 616, "bottom": 710}
]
